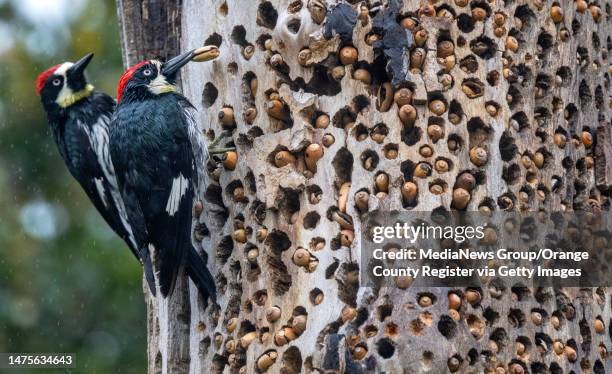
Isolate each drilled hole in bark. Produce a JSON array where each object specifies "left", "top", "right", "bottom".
[
  {"left": 202, "top": 82, "right": 218, "bottom": 108},
  {"left": 204, "top": 32, "right": 223, "bottom": 47},
  {"left": 457, "top": 13, "right": 475, "bottom": 33},
  {"left": 499, "top": 131, "right": 517, "bottom": 161},
  {"left": 257, "top": 1, "right": 278, "bottom": 29},
  {"left": 282, "top": 346, "right": 302, "bottom": 373},
  {"left": 508, "top": 308, "right": 526, "bottom": 328},
  {"left": 332, "top": 147, "right": 354, "bottom": 187},
  {"left": 377, "top": 337, "right": 396, "bottom": 358},
  {"left": 438, "top": 315, "right": 457, "bottom": 338},
  {"left": 286, "top": 18, "right": 301, "bottom": 34},
  {"left": 361, "top": 150, "right": 379, "bottom": 171},
  {"left": 459, "top": 55, "right": 479, "bottom": 73},
  {"left": 303, "top": 211, "right": 320, "bottom": 230},
  {"left": 401, "top": 124, "right": 422, "bottom": 146},
  {"left": 483, "top": 307, "right": 499, "bottom": 325},
  {"left": 470, "top": 36, "right": 496, "bottom": 59}
]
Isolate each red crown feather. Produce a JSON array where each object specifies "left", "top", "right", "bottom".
[
  {"left": 35, "top": 64, "right": 61, "bottom": 96},
  {"left": 117, "top": 61, "right": 148, "bottom": 102}
]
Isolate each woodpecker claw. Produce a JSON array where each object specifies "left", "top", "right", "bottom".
[{"left": 207, "top": 131, "right": 234, "bottom": 155}]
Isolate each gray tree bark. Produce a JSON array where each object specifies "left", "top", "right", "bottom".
[{"left": 117, "top": 0, "right": 612, "bottom": 373}]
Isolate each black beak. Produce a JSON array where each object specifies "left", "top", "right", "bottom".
[
  {"left": 161, "top": 49, "right": 195, "bottom": 78},
  {"left": 67, "top": 52, "right": 94, "bottom": 79}
]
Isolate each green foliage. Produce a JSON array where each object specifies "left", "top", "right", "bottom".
[{"left": 0, "top": 1, "right": 146, "bottom": 372}]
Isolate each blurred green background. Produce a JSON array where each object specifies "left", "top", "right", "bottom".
[{"left": 0, "top": 0, "right": 146, "bottom": 372}]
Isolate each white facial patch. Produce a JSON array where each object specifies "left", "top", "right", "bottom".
[
  {"left": 147, "top": 60, "right": 175, "bottom": 95},
  {"left": 55, "top": 62, "right": 74, "bottom": 106},
  {"left": 166, "top": 174, "right": 189, "bottom": 216}
]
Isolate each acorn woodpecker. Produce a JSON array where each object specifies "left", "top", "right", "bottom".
[
  {"left": 36, "top": 53, "right": 156, "bottom": 294},
  {"left": 109, "top": 47, "right": 223, "bottom": 301}
]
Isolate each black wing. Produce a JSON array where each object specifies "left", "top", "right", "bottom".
[
  {"left": 111, "top": 97, "right": 203, "bottom": 298},
  {"left": 59, "top": 113, "right": 140, "bottom": 261}
]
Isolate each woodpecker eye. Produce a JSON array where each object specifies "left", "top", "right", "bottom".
[
  {"left": 52, "top": 79, "right": 62, "bottom": 86},
  {"left": 143, "top": 69, "right": 153, "bottom": 76}
]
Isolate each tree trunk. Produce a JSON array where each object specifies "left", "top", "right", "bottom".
[{"left": 117, "top": 0, "right": 612, "bottom": 373}]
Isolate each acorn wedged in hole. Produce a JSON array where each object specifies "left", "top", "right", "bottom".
[
  {"left": 427, "top": 124, "right": 444, "bottom": 142},
  {"left": 339, "top": 46, "right": 358, "bottom": 65},
  {"left": 452, "top": 188, "right": 471, "bottom": 209},
  {"left": 218, "top": 106, "right": 235, "bottom": 129},
  {"left": 274, "top": 151, "right": 296, "bottom": 167},
  {"left": 354, "top": 191, "right": 369, "bottom": 212},
  {"left": 266, "top": 99, "right": 289, "bottom": 121},
  {"left": 305, "top": 143, "right": 324, "bottom": 172},
  {"left": 469, "top": 147, "right": 488, "bottom": 166},
  {"left": 414, "top": 163, "right": 431, "bottom": 178},
  {"left": 428, "top": 99, "right": 446, "bottom": 115},
  {"left": 401, "top": 181, "right": 418, "bottom": 202},
  {"left": 292, "top": 247, "right": 311, "bottom": 267},
  {"left": 375, "top": 173, "right": 389, "bottom": 193},
  {"left": 398, "top": 105, "right": 417, "bottom": 125},
  {"left": 223, "top": 151, "right": 237, "bottom": 170}
]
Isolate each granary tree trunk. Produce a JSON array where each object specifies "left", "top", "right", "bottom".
[{"left": 117, "top": 0, "right": 612, "bottom": 373}]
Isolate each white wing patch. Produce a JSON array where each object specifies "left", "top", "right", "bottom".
[
  {"left": 80, "top": 117, "right": 139, "bottom": 250},
  {"left": 166, "top": 174, "right": 189, "bottom": 216},
  {"left": 94, "top": 178, "right": 108, "bottom": 207}
]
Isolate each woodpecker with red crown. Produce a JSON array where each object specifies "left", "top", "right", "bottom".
[
  {"left": 36, "top": 53, "right": 158, "bottom": 294},
  {"left": 110, "top": 46, "right": 225, "bottom": 301}
]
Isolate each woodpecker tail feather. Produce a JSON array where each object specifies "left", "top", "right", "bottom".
[
  {"left": 139, "top": 246, "right": 157, "bottom": 296},
  {"left": 186, "top": 247, "right": 217, "bottom": 306}
]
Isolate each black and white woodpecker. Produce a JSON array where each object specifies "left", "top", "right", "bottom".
[
  {"left": 110, "top": 46, "right": 226, "bottom": 301},
  {"left": 36, "top": 53, "right": 157, "bottom": 294}
]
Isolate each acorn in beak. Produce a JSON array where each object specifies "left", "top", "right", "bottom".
[
  {"left": 161, "top": 46, "right": 220, "bottom": 77},
  {"left": 67, "top": 52, "right": 94, "bottom": 80}
]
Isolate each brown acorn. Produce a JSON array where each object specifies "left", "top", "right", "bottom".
[
  {"left": 410, "top": 48, "right": 426, "bottom": 70},
  {"left": 266, "top": 306, "right": 282, "bottom": 323},
  {"left": 553, "top": 340, "right": 564, "bottom": 354},
  {"left": 420, "top": 145, "right": 434, "bottom": 157},
  {"left": 400, "top": 17, "right": 418, "bottom": 30},
  {"left": 437, "top": 41, "right": 454, "bottom": 58},
  {"left": 315, "top": 114, "right": 330, "bottom": 129},
  {"left": 469, "top": 147, "right": 488, "bottom": 166},
  {"left": 240, "top": 332, "right": 258, "bottom": 349},
  {"left": 594, "top": 318, "right": 605, "bottom": 334},
  {"left": 194, "top": 200, "right": 204, "bottom": 217},
  {"left": 550, "top": 5, "right": 564, "bottom": 23},
  {"left": 581, "top": 131, "right": 593, "bottom": 148},
  {"left": 298, "top": 48, "right": 312, "bottom": 66},
  {"left": 274, "top": 151, "right": 296, "bottom": 167},
  {"left": 353, "top": 68, "right": 372, "bottom": 84},
  {"left": 257, "top": 351, "right": 278, "bottom": 372},
  {"left": 418, "top": 295, "right": 432, "bottom": 307},
  {"left": 341, "top": 306, "right": 357, "bottom": 322},
  {"left": 590, "top": 5, "right": 602, "bottom": 22},
  {"left": 564, "top": 345, "right": 577, "bottom": 362},
  {"left": 218, "top": 106, "right": 235, "bottom": 128},
  {"left": 256, "top": 227, "right": 268, "bottom": 242},
  {"left": 243, "top": 106, "right": 257, "bottom": 124},
  {"left": 471, "top": 7, "right": 487, "bottom": 21},
  {"left": 455, "top": 172, "right": 476, "bottom": 191},
  {"left": 375, "top": 173, "right": 389, "bottom": 193},
  {"left": 233, "top": 228, "right": 247, "bottom": 243},
  {"left": 448, "top": 292, "right": 462, "bottom": 310},
  {"left": 354, "top": 191, "right": 369, "bottom": 212},
  {"left": 227, "top": 317, "right": 238, "bottom": 333},
  {"left": 435, "top": 159, "right": 449, "bottom": 173},
  {"left": 223, "top": 151, "right": 237, "bottom": 170},
  {"left": 292, "top": 315, "right": 307, "bottom": 335},
  {"left": 352, "top": 345, "right": 367, "bottom": 360},
  {"left": 339, "top": 46, "right": 358, "bottom": 65},
  {"left": 266, "top": 99, "right": 289, "bottom": 121},
  {"left": 494, "top": 12, "right": 506, "bottom": 26},
  {"left": 292, "top": 247, "right": 311, "bottom": 267},
  {"left": 401, "top": 181, "right": 418, "bottom": 202},
  {"left": 305, "top": 143, "right": 324, "bottom": 172},
  {"left": 398, "top": 104, "right": 417, "bottom": 125},
  {"left": 506, "top": 36, "right": 518, "bottom": 52},
  {"left": 428, "top": 99, "right": 446, "bottom": 115},
  {"left": 322, "top": 133, "right": 335, "bottom": 147},
  {"left": 452, "top": 188, "right": 471, "bottom": 209},
  {"left": 427, "top": 124, "right": 444, "bottom": 142},
  {"left": 414, "top": 163, "right": 431, "bottom": 178},
  {"left": 394, "top": 88, "right": 413, "bottom": 107},
  {"left": 340, "top": 229, "right": 355, "bottom": 247},
  {"left": 338, "top": 182, "right": 351, "bottom": 213},
  {"left": 465, "top": 289, "right": 481, "bottom": 305},
  {"left": 395, "top": 276, "right": 413, "bottom": 289},
  {"left": 414, "top": 29, "right": 428, "bottom": 46}
]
